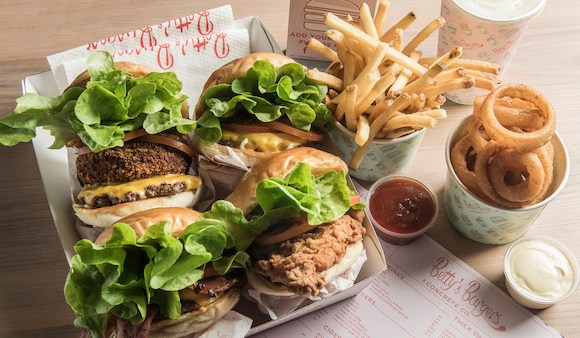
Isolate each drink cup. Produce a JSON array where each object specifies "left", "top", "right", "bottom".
[{"left": 437, "top": 0, "right": 547, "bottom": 104}]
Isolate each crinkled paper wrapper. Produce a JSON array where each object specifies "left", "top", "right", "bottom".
[
  {"left": 191, "top": 311, "right": 252, "bottom": 338},
  {"left": 245, "top": 249, "right": 368, "bottom": 320}
]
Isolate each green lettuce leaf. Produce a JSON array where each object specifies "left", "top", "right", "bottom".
[
  {"left": 195, "top": 59, "right": 334, "bottom": 143},
  {"left": 0, "top": 50, "right": 193, "bottom": 152}
]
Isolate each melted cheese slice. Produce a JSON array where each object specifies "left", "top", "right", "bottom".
[
  {"left": 221, "top": 130, "right": 307, "bottom": 152},
  {"left": 179, "top": 288, "right": 221, "bottom": 308},
  {"left": 78, "top": 174, "right": 201, "bottom": 206}
]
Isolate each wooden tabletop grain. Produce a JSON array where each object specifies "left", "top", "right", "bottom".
[{"left": 1, "top": 1, "right": 579, "bottom": 337}]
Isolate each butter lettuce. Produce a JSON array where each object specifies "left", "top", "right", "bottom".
[
  {"left": 64, "top": 202, "right": 256, "bottom": 338},
  {"left": 0, "top": 51, "right": 195, "bottom": 152},
  {"left": 196, "top": 60, "right": 334, "bottom": 143}
]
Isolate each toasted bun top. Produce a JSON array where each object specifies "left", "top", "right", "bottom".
[
  {"left": 69, "top": 61, "right": 156, "bottom": 89},
  {"left": 228, "top": 147, "right": 348, "bottom": 215},
  {"left": 68, "top": 61, "right": 189, "bottom": 118},
  {"left": 95, "top": 207, "right": 201, "bottom": 245},
  {"left": 194, "top": 53, "right": 298, "bottom": 118}
]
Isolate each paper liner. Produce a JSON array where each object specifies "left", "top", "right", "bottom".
[
  {"left": 244, "top": 249, "right": 368, "bottom": 319},
  {"left": 191, "top": 310, "right": 253, "bottom": 338}
]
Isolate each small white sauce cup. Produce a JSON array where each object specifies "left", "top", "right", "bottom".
[{"left": 503, "top": 235, "right": 580, "bottom": 309}]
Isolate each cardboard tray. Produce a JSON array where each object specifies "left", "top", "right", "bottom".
[{"left": 25, "top": 15, "right": 387, "bottom": 335}]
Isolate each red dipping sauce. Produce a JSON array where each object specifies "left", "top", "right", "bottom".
[{"left": 367, "top": 176, "right": 438, "bottom": 245}]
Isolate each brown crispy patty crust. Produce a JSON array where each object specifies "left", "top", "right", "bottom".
[{"left": 76, "top": 142, "right": 189, "bottom": 186}]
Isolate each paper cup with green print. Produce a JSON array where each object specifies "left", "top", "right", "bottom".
[
  {"left": 443, "top": 117, "right": 569, "bottom": 245},
  {"left": 437, "top": 0, "right": 547, "bottom": 104},
  {"left": 329, "top": 121, "right": 426, "bottom": 182}
]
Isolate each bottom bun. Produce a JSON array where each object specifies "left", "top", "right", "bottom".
[
  {"left": 196, "top": 139, "right": 269, "bottom": 168},
  {"left": 149, "top": 288, "right": 241, "bottom": 338},
  {"left": 247, "top": 240, "right": 365, "bottom": 297},
  {"left": 74, "top": 189, "right": 201, "bottom": 229}
]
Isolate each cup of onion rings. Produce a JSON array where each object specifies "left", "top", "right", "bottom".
[
  {"left": 329, "top": 121, "right": 427, "bottom": 181},
  {"left": 443, "top": 116, "right": 569, "bottom": 245}
]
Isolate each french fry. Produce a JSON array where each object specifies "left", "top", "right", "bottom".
[
  {"left": 402, "top": 17, "right": 445, "bottom": 56},
  {"left": 380, "top": 11, "right": 416, "bottom": 42},
  {"left": 374, "top": 0, "right": 390, "bottom": 35},
  {"left": 403, "top": 47, "right": 463, "bottom": 94},
  {"left": 389, "top": 50, "right": 422, "bottom": 94},
  {"left": 307, "top": 69, "right": 343, "bottom": 91},
  {"left": 355, "top": 115, "right": 370, "bottom": 146},
  {"left": 331, "top": 43, "right": 388, "bottom": 104},
  {"left": 342, "top": 49, "right": 357, "bottom": 87},
  {"left": 413, "top": 108, "right": 447, "bottom": 119},
  {"left": 384, "top": 114, "right": 437, "bottom": 131},
  {"left": 341, "top": 84, "right": 358, "bottom": 131},
  {"left": 369, "top": 98, "right": 393, "bottom": 124},
  {"left": 473, "top": 76, "right": 496, "bottom": 90},
  {"left": 405, "top": 93, "right": 427, "bottom": 112},
  {"left": 422, "top": 76, "right": 475, "bottom": 98},
  {"left": 307, "top": 39, "right": 339, "bottom": 62},
  {"left": 435, "top": 67, "right": 466, "bottom": 83},
  {"left": 328, "top": 89, "right": 339, "bottom": 99},
  {"left": 419, "top": 57, "right": 500, "bottom": 75},
  {"left": 324, "top": 13, "right": 427, "bottom": 76},
  {"left": 360, "top": 3, "right": 379, "bottom": 38},
  {"left": 349, "top": 93, "right": 413, "bottom": 169},
  {"left": 392, "top": 28, "right": 404, "bottom": 51},
  {"left": 355, "top": 72, "right": 396, "bottom": 116},
  {"left": 426, "top": 94, "right": 446, "bottom": 109},
  {"left": 385, "top": 127, "right": 417, "bottom": 139}
]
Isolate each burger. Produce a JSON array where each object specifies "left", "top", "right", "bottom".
[
  {"left": 193, "top": 53, "right": 335, "bottom": 168},
  {"left": 228, "top": 147, "right": 367, "bottom": 297},
  {"left": 0, "top": 51, "right": 203, "bottom": 236},
  {"left": 65, "top": 207, "right": 246, "bottom": 337}
]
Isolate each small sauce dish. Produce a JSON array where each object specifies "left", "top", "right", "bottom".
[
  {"left": 365, "top": 175, "right": 438, "bottom": 245},
  {"left": 503, "top": 235, "right": 579, "bottom": 309}
]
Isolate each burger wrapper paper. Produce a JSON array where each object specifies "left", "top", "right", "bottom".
[
  {"left": 47, "top": 5, "right": 251, "bottom": 119},
  {"left": 193, "top": 311, "right": 252, "bottom": 338},
  {"left": 245, "top": 249, "right": 368, "bottom": 320}
]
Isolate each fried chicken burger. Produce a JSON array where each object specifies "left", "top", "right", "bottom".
[{"left": 228, "top": 147, "right": 367, "bottom": 297}]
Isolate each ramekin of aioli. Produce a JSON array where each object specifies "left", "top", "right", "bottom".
[
  {"left": 503, "top": 236, "right": 579, "bottom": 309},
  {"left": 365, "top": 176, "right": 438, "bottom": 245}
]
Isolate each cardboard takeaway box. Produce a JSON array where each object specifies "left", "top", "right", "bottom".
[{"left": 25, "top": 15, "right": 387, "bottom": 335}]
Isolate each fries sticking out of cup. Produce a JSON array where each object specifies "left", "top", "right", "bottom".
[{"left": 306, "top": 2, "right": 500, "bottom": 171}]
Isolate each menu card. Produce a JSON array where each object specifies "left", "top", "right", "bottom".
[{"left": 257, "top": 183, "right": 560, "bottom": 337}]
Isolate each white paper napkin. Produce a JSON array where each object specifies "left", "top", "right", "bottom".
[{"left": 47, "top": 5, "right": 251, "bottom": 118}]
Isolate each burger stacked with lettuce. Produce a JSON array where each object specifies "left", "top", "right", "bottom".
[
  {"left": 0, "top": 51, "right": 203, "bottom": 235},
  {"left": 194, "top": 53, "right": 335, "bottom": 167}
]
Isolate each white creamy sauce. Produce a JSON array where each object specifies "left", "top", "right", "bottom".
[
  {"left": 453, "top": 0, "right": 544, "bottom": 21},
  {"left": 508, "top": 240, "right": 575, "bottom": 301}
]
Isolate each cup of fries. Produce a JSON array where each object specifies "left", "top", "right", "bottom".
[
  {"left": 305, "top": 1, "right": 499, "bottom": 180},
  {"left": 443, "top": 117, "right": 569, "bottom": 245},
  {"left": 329, "top": 120, "right": 426, "bottom": 181}
]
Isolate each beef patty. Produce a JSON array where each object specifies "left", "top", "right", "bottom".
[{"left": 76, "top": 142, "right": 189, "bottom": 186}]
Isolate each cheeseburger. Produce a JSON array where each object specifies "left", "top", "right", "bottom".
[
  {"left": 66, "top": 207, "right": 245, "bottom": 337},
  {"left": 228, "top": 147, "right": 366, "bottom": 297},
  {"left": 194, "top": 53, "right": 334, "bottom": 167},
  {"left": 0, "top": 51, "right": 202, "bottom": 235}
]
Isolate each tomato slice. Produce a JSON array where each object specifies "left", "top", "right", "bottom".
[
  {"left": 76, "top": 129, "right": 149, "bottom": 155},
  {"left": 134, "top": 134, "right": 195, "bottom": 158},
  {"left": 222, "top": 123, "right": 273, "bottom": 134},
  {"left": 350, "top": 194, "right": 360, "bottom": 206},
  {"left": 255, "top": 214, "right": 314, "bottom": 246},
  {"left": 262, "top": 121, "right": 324, "bottom": 142}
]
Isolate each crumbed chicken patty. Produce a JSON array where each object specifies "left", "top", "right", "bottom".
[
  {"left": 76, "top": 142, "right": 189, "bottom": 186},
  {"left": 252, "top": 210, "right": 366, "bottom": 296}
]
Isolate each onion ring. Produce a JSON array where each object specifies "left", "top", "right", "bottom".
[
  {"left": 469, "top": 118, "right": 490, "bottom": 152},
  {"left": 481, "top": 84, "right": 556, "bottom": 152},
  {"left": 451, "top": 135, "right": 485, "bottom": 198},
  {"left": 526, "top": 143, "right": 554, "bottom": 205},
  {"left": 487, "top": 149, "right": 545, "bottom": 203},
  {"left": 493, "top": 105, "right": 544, "bottom": 130}
]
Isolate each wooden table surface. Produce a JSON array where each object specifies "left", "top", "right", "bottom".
[{"left": 1, "top": 1, "right": 579, "bottom": 337}]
